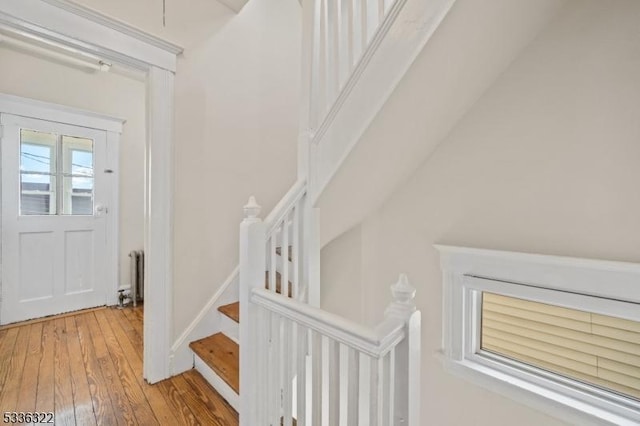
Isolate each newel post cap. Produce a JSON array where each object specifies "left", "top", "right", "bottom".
[
  {"left": 243, "top": 196, "right": 262, "bottom": 222},
  {"left": 385, "top": 273, "right": 417, "bottom": 320}
]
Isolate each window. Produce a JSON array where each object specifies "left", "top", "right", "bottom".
[
  {"left": 437, "top": 246, "right": 640, "bottom": 425},
  {"left": 20, "top": 129, "right": 94, "bottom": 216}
]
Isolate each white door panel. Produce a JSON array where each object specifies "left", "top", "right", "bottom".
[{"left": 1, "top": 114, "right": 111, "bottom": 324}]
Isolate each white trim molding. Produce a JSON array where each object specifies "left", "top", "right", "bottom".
[
  {"left": 144, "top": 67, "right": 175, "bottom": 383},
  {"left": 0, "top": 0, "right": 183, "bottom": 72},
  {"left": 0, "top": 93, "right": 125, "bottom": 132},
  {"left": 0, "top": 0, "right": 182, "bottom": 383},
  {"left": 436, "top": 245, "right": 640, "bottom": 426}
]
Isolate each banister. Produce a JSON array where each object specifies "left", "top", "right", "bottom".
[
  {"left": 263, "top": 179, "right": 307, "bottom": 236},
  {"left": 251, "top": 287, "right": 405, "bottom": 357}
]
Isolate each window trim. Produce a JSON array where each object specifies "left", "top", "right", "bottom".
[{"left": 436, "top": 245, "right": 640, "bottom": 426}]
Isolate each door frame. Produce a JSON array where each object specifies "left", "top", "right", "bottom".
[
  {"left": 0, "top": 105, "right": 121, "bottom": 320},
  {"left": 0, "top": 0, "right": 183, "bottom": 384}
]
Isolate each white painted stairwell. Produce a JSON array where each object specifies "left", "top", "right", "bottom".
[{"left": 174, "top": 0, "right": 460, "bottom": 423}]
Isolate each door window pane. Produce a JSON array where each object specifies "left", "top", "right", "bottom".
[
  {"left": 20, "top": 130, "right": 56, "bottom": 173},
  {"left": 20, "top": 173, "right": 56, "bottom": 215},
  {"left": 20, "top": 130, "right": 57, "bottom": 215},
  {"left": 62, "top": 136, "right": 94, "bottom": 215},
  {"left": 62, "top": 136, "right": 93, "bottom": 177},
  {"left": 64, "top": 176, "right": 94, "bottom": 215}
]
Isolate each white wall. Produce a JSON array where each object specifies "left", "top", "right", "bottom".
[
  {"left": 316, "top": 0, "right": 567, "bottom": 247},
  {"left": 0, "top": 46, "right": 146, "bottom": 292},
  {"left": 320, "top": 225, "right": 364, "bottom": 324},
  {"left": 321, "top": 0, "right": 640, "bottom": 424},
  {"left": 172, "top": 0, "right": 301, "bottom": 340}
]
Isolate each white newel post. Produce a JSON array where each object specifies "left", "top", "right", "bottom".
[
  {"left": 385, "top": 274, "right": 421, "bottom": 426},
  {"left": 239, "top": 196, "right": 266, "bottom": 426}
]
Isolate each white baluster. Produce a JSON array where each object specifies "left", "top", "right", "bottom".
[
  {"left": 365, "top": 0, "right": 379, "bottom": 42},
  {"left": 388, "top": 348, "right": 396, "bottom": 425},
  {"left": 257, "top": 306, "right": 268, "bottom": 423},
  {"left": 328, "top": 0, "right": 340, "bottom": 105},
  {"left": 340, "top": 0, "right": 353, "bottom": 83},
  {"left": 270, "top": 232, "right": 277, "bottom": 293},
  {"left": 360, "top": 0, "right": 369, "bottom": 51},
  {"left": 296, "top": 324, "right": 308, "bottom": 426},
  {"left": 359, "top": 355, "right": 371, "bottom": 425},
  {"left": 369, "top": 354, "right": 381, "bottom": 426},
  {"left": 328, "top": 339, "right": 340, "bottom": 425},
  {"left": 311, "top": 331, "right": 323, "bottom": 425},
  {"left": 282, "top": 212, "right": 290, "bottom": 298},
  {"left": 271, "top": 313, "right": 282, "bottom": 425},
  {"left": 339, "top": 344, "right": 349, "bottom": 426},
  {"left": 292, "top": 203, "right": 300, "bottom": 299},
  {"left": 305, "top": 207, "right": 321, "bottom": 307},
  {"left": 283, "top": 318, "right": 294, "bottom": 426},
  {"left": 310, "top": 0, "right": 323, "bottom": 130},
  {"left": 347, "top": 348, "right": 360, "bottom": 425},
  {"left": 320, "top": 0, "right": 330, "bottom": 117},
  {"left": 381, "top": 350, "right": 392, "bottom": 425}
]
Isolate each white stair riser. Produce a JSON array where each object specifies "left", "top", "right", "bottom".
[
  {"left": 219, "top": 312, "right": 239, "bottom": 344},
  {"left": 194, "top": 354, "right": 239, "bottom": 412}
]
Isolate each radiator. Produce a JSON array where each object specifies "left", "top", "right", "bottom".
[{"left": 129, "top": 250, "right": 144, "bottom": 307}]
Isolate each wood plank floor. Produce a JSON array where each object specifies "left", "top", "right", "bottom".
[{"left": 0, "top": 306, "right": 238, "bottom": 426}]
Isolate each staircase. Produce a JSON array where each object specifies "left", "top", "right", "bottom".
[
  {"left": 176, "top": 0, "right": 454, "bottom": 423},
  {"left": 188, "top": 259, "right": 292, "bottom": 413}
]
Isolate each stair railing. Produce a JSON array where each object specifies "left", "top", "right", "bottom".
[
  {"left": 307, "top": 0, "right": 406, "bottom": 139},
  {"left": 239, "top": 182, "right": 317, "bottom": 425},
  {"left": 249, "top": 274, "right": 421, "bottom": 426}
]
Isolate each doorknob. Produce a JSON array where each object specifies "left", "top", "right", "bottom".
[{"left": 95, "top": 204, "right": 108, "bottom": 215}]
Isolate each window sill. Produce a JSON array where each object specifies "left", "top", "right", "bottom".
[{"left": 436, "top": 350, "right": 640, "bottom": 426}]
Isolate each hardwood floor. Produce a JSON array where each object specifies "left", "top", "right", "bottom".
[{"left": 0, "top": 306, "right": 238, "bottom": 426}]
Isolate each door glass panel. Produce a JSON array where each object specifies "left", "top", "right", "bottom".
[
  {"left": 20, "top": 130, "right": 57, "bottom": 215},
  {"left": 20, "top": 130, "right": 56, "bottom": 173},
  {"left": 64, "top": 176, "right": 94, "bottom": 215},
  {"left": 20, "top": 174, "right": 56, "bottom": 215},
  {"left": 61, "top": 136, "right": 94, "bottom": 215},
  {"left": 62, "top": 136, "right": 94, "bottom": 176}
]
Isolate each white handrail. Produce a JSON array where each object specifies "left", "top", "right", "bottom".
[
  {"left": 264, "top": 179, "right": 307, "bottom": 236},
  {"left": 252, "top": 287, "right": 405, "bottom": 357}
]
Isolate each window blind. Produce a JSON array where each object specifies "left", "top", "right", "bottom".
[{"left": 481, "top": 292, "right": 640, "bottom": 401}]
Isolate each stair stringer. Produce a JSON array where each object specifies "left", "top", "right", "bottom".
[{"left": 170, "top": 266, "right": 239, "bottom": 375}]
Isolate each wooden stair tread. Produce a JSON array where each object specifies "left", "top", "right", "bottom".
[
  {"left": 265, "top": 271, "right": 292, "bottom": 297},
  {"left": 190, "top": 333, "right": 239, "bottom": 393},
  {"left": 218, "top": 302, "right": 240, "bottom": 323},
  {"left": 275, "top": 246, "right": 293, "bottom": 261}
]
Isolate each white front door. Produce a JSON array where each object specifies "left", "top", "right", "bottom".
[{"left": 1, "top": 114, "right": 111, "bottom": 324}]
